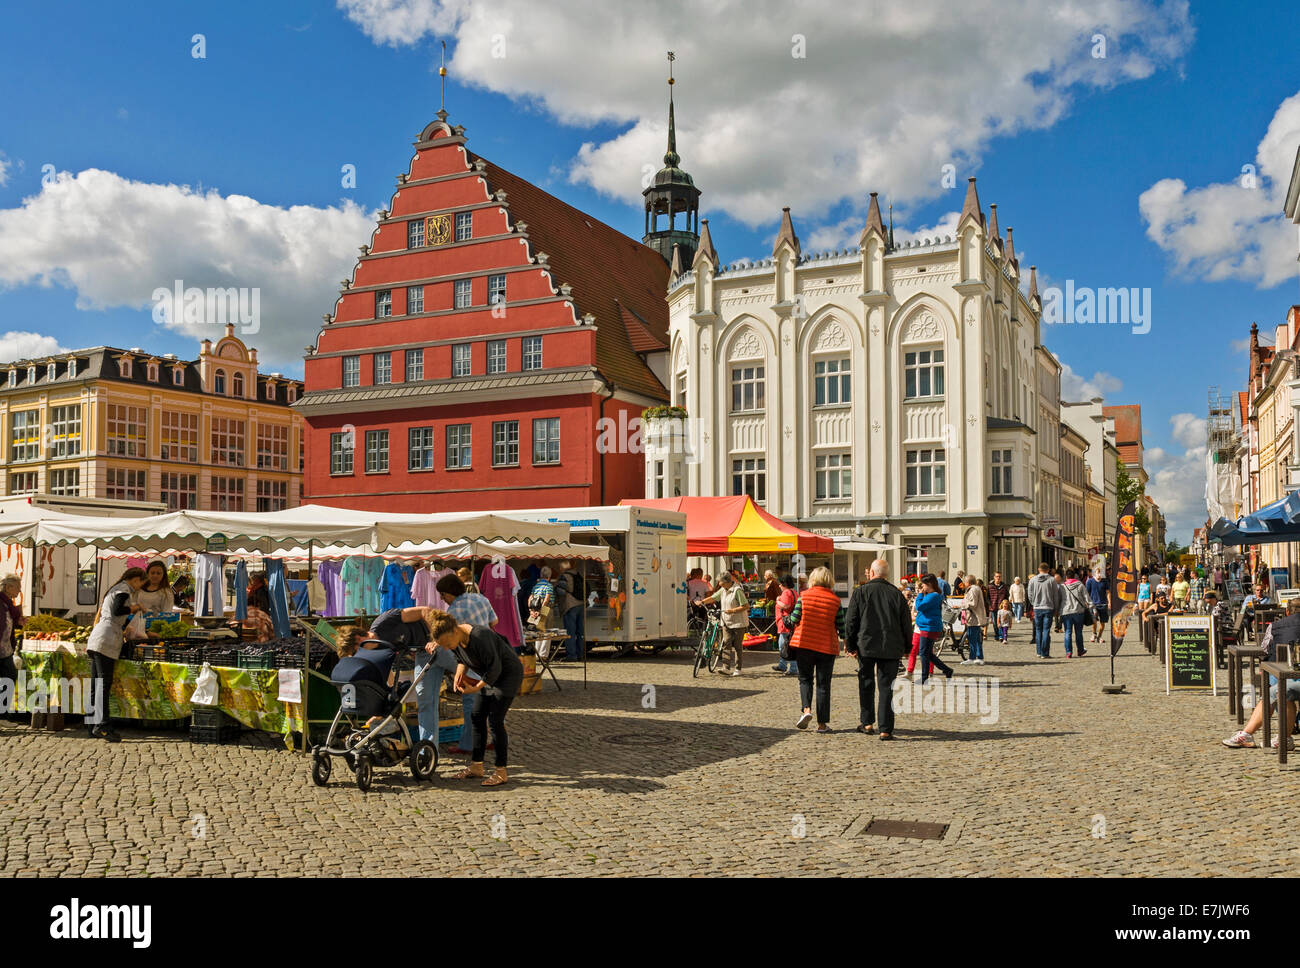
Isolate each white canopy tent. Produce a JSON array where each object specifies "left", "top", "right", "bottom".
[
  {"left": 0, "top": 504, "right": 572, "bottom": 554},
  {"left": 97, "top": 537, "right": 611, "bottom": 563}
]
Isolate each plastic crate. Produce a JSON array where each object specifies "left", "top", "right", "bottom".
[
  {"left": 131, "top": 643, "right": 169, "bottom": 662},
  {"left": 166, "top": 645, "right": 205, "bottom": 665},
  {"left": 236, "top": 652, "right": 275, "bottom": 670},
  {"left": 190, "top": 705, "right": 225, "bottom": 727},
  {"left": 202, "top": 647, "right": 240, "bottom": 668},
  {"left": 275, "top": 650, "right": 307, "bottom": 669},
  {"left": 189, "top": 722, "right": 240, "bottom": 744}
]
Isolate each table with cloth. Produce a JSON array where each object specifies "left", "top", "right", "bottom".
[{"left": 14, "top": 650, "right": 303, "bottom": 738}]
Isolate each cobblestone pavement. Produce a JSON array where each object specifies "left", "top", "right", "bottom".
[{"left": 2, "top": 620, "right": 1297, "bottom": 877}]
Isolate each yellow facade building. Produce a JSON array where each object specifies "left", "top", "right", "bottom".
[{"left": 0, "top": 326, "right": 303, "bottom": 510}]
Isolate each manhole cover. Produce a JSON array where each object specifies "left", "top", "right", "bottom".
[
  {"left": 861, "top": 819, "right": 948, "bottom": 840},
  {"left": 601, "top": 733, "right": 673, "bottom": 747}
]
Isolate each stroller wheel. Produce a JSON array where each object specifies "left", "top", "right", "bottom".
[
  {"left": 354, "top": 753, "right": 373, "bottom": 792},
  {"left": 410, "top": 740, "right": 438, "bottom": 781},
  {"left": 311, "top": 747, "right": 332, "bottom": 787}
]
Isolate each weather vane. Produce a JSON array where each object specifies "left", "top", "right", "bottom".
[
  {"left": 437, "top": 40, "right": 448, "bottom": 120},
  {"left": 668, "top": 50, "right": 675, "bottom": 85}
]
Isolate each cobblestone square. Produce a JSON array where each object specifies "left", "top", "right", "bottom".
[{"left": 2, "top": 621, "right": 1293, "bottom": 878}]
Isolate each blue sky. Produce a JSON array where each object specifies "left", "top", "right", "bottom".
[{"left": 1, "top": 1, "right": 1297, "bottom": 543}]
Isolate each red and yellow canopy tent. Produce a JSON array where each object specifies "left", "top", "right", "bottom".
[{"left": 622, "top": 496, "right": 833, "bottom": 555}]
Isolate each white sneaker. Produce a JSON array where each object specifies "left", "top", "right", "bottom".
[
  {"left": 731, "top": 669, "right": 741, "bottom": 677},
  {"left": 975, "top": 659, "right": 985, "bottom": 665},
  {"left": 795, "top": 711, "right": 812, "bottom": 730},
  {"left": 1222, "top": 730, "right": 1257, "bottom": 748},
  {"left": 960, "top": 659, "right": 973, "bottom": 665},
  {"left": 1272, "top": 736, "right": 1295, "bottom": 751}
]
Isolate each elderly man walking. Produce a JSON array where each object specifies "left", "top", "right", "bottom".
[{"left": 844, "top": 559, "right": 914, "bottom": 740}]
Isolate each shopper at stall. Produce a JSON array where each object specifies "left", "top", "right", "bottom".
[
  {"left": 771, "top": 574, "right": 798, "bottom": 675},
  {"left": 367, "top": 605, "right": 459, "bottom": 745},
  {"left": 556, "top": 571, "right": 585, "bottom": 663},
  {"left": 132, "top": 560, "right": 175, "bottom": 615},
  {"left": 427, "top": 609, "right": 523, "bottom": 787},
  {"left": 699, "top": 572, "right": 749, "bottom": 676},
  {"left": 763, "top": 570, "right": 780, "bottom": 604},
  {"left": 244, "top": 585, "right": 276, "bottom": 643},
  {"left": 844, "top": 559, "right": 912, "bottom": 740},
  {"left": 436, "top": 573, "right": 498, "bottom": 755},
  {"left": 0, "top": 575, "right": 23, "bottom": 711},
  {"left": 86, "top": 567, "right": 147, "bottom": 742}
]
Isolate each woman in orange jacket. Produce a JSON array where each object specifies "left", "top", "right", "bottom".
[{"left": 784, "top": 566, "right": 844, "bottom": 733}]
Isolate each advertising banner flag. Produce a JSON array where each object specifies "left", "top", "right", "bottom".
[{"left": 1109, "top": 501, "right": 1138, "bottom": 659}]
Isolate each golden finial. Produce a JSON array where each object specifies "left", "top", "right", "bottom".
[
  {"left": 438, "top": 40, "right": 448, "bottom": 120},
  {"left": 667, "top": 50, "right": 675, "bottom": 85}
]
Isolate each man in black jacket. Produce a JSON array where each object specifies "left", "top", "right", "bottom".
[{"left": 845, "top": 558, "right": 914, "bottom": 740}]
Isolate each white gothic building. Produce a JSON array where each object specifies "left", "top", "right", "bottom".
[{"left": 649, "top": 178, "right": 1047, "bottom": 584}]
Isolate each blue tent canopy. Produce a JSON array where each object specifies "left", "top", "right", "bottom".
[{"left": 1209, "top": 492, "right": 1300, "bottom": 545}]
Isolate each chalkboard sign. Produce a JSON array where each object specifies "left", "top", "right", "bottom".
[{"left": 1165, "top": 615, "right": 1216, "bottom": 695}]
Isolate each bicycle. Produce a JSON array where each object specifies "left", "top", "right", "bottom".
[{"left": 693, "top": 607, "right": 731, "bottom": 677}]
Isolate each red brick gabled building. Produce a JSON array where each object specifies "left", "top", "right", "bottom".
[{"left": 297, "top": 111, "right": 688, "bottom": 511}]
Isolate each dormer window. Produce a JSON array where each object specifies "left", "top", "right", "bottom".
[
  {"left": 147, "top": 362, "right": 158, "bottom": 382},
  {"left": 47, "top": 362, "right": 57, "bottom": 382},
  {"left": 27, "top": 366, "right": 37, "bottom": 384},
  {"left": 6, "top": 370, "right": 14, "bottom": 388},
  {"left": 118, "top": 358, "right": 131, "bottom": 378},
  {"left": 214, "top": 369, "right": 226, "bottom": 394},
  {"left": 67, "top": 358, "right": 77, "bottom": 379},
  {"left": 232, "top": 372, "right": 244, "bottom": 397},
  {"left": 172, "top": 367, "right": 184, "bottom": 386},
  {"left": 287, "top": 385, "right": 297, "bottom": 404}
]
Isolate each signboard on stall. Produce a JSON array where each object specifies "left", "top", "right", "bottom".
[{"left": 1165, "top": 615, "right": 1216, "bottom": 695}]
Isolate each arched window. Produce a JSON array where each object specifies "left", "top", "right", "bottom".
[
  {"left": 232, "top": 372, "right": 244, "bottom": 397},
  {"left": 214, "top": 369, "right": 226, "bottom": 394}
]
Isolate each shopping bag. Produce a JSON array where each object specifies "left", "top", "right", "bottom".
[
  {"left": 191, "top": 662, "right": 220, "bottom": 706},
  {"left": 125, "top": 612, "right": 149, "bottom": 641}
]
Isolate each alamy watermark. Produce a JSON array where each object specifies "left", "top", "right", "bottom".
[
  {"left": 892, "top": 675, "right": 1000, "bottom": 725},
  {"left": 1041, "top": 281, "right": 1150, "bottom": 334},
  {"left": 151, "top": 279, "right": 261, "bottom": 335}
]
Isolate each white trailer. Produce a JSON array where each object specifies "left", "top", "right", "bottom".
[
  {"left": 511, "top": 506, "right": 689, "bottom": 653},
  {"left": 0, "top": 495, "right": 165, "bottom": 619}
]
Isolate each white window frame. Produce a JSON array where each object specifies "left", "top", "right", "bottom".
[
  {"left": 492, "top": 420, "right": 520, "bottom": 467},
  {"left": 407, "top": 219, "right": 425, "bottom": 249},
  {"left": 330, "top": 432, "right": 354, "bottom": 475},
  {"left": 522, "top": 336, "right": 542, "bottom": 370},
  {"left": 342, "top": 356, "right": 361, "bottom": 388},
  {"left": 905, "top": 447, "right": 946, "bottom": 497},
  {"left": 992, "top": 448, "right": 1013, "bottom": 496},
  {"left": 452, "top": 344, "right": 471, "bottom": 377},
  {"left": 455, "top": 211, "right": 472, "bottom": 241},
  {"left": 405, "top": 348, "right": 424, "bottom": 381},
  {"left": 407, "top": 285, "right": 424, "bottom": 315},
  {"left": 532, "top": 417, "right": 560, "bottom": 465},
  {"left": 730, "top": 365, "right": 766, "bottom": 413},
  {"left": 376, "top": 289, "right": 392, "bottom": 318},
  {"left": 454, "top": 279, "right": 472, "bottom": 309},
  {"left": 408, "top": 426, "right": 434, "bottom": 471},
  {"left": 814, "top": 452, "right": 851, "bottom": 502},
  {"left": 374, "top": 352, "right": 392, "bottom": 385},
  {"left": 364, "top": 430, "right": 389, "bottom": 474},
  {"left": 487, "top": 340, "right": 507, "bottom": 374},
  {"left": 904, "top": 348, "right": 945, "bottom": 399},
  {"left": 731, "top": 456, "right": 767, "bottom": 503},
  {"left": 446, "top": 424, "right": 471, "bottom": 469},
  {"left": 813, "top": 357, "right": 851, "bottom": 407}
]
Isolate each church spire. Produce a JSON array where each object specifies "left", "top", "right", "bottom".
[
  {"left": 960, "top": 176, "right": 983, "bottom": 227},
  {"left": 642, "top": 51, "right": 701, "bottom": 266}
]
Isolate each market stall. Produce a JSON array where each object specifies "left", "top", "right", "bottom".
[{"left": 4, "top": 506, "right": 576, "bottom": 749}]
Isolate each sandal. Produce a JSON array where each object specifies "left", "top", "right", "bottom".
[
  {"left": 454, "top": 765, "right": 485, "bottom": 780},
  {"left": 855, "top": 725, "right": 876, "bottom": 734},
  {"left": 481, "top": 770, "right": 508, "bottom": 787}
]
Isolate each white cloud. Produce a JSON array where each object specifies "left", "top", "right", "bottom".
[
  {"left": 1231, "top": 336, "right": 1251, "bottom": 353},
  {"left": 0, "top": 331, "right": 67, "bottom": 364},
  {"left": 1145, "top": 442, "right": 1206, "bottom": 543},
  {"left": 0, "top": 154, "right": 10, "bottom": 188},
  {"left": 1059, "top": 363, "right": 1123, "bottom": 401},
  {"left": 340, "top": 0, "right": 1192, "bottom": 236},
  {"left": 1169, "top": 411, "right": 1206, "bottom": 448},
  {"left": 0, "top": 169, "right": 376, "bottom": 369},
  {"left": 1139, "top": 90, "right": 1300, "bottom": 288}
]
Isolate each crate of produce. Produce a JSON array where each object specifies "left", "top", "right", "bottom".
[
  {"left": 275, "top": 649, "right": 307, "bottom": 669},
  {"left": 131, "top": 643, "right": 169, "bottom": 663},
  {"left": 166, "top": 645, "right": 205, "bottom": 665},
  {"left": 202, "top": 647, "right": 240, "bottom": 668}
]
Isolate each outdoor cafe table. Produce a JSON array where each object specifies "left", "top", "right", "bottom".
[
  {"left": 1226, "top": 644, "right": 1266, "bottom": 724},
  {"left": 1260, "top": 660, "right": 1300, "bottom": 766},
  {"left": 1253, "top": 606, "right": 1281, "bottom": 642},
  {"left": 15, "top": 649, "right": 304, "bottom": 742}
]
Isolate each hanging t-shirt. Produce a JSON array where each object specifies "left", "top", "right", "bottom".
[
  {"left": 340, "top": 556, "right": 366, "bottom": 615},
  {"left": 411, "top": 566, "right": 439, "bottom": 607},
  {"left": 194, "top": 553, "right": 225, "bottom": 617},
  {"left": 478, "top": 563, "right": 524, "bottom": 649},
  {"left": 362, "top": 557, "right": 385, "bottom": 614},
  {"left": 379, "top": 562, "right": 416, "bottom": 611}
]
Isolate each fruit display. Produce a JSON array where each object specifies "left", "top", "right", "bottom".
[{"left": 149, "top": 619, "right": 193, "bottom": 640}]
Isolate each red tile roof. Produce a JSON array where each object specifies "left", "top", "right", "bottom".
[{"left": 475, "top": 157, "right": 671, "bottom": 401}]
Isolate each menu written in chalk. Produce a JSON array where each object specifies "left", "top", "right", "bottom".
[{"left": 1165, "top": 616, "right": 1216, "bottom": 695}]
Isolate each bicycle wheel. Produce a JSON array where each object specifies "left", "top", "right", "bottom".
[
  {"left": 692, "top": 640, "right": 706, "bottom": 677},
  {"left": 708, "top": 629, "right": 728, "bottom": 673}
]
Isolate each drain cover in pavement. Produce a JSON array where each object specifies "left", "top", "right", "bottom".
[
  {"left": 601, "top": 733, "right": 673, "bottom": 746},
  {"left": 860, "top": 819, "right": 948, "bottom": 840}
]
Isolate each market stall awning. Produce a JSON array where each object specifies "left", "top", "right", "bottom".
[
  {"left": 134, "top": 537, "right": 613, "bottom": 562},
  {"left": 0, "top": 505, "right": 572, "bottom": 553},
  {"left": 621, "top": 496, "right": 833, "bottom": 554}
]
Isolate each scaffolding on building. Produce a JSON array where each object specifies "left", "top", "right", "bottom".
[{"left": 1207, "top": 386, "right": 1241, "bottom": 523}]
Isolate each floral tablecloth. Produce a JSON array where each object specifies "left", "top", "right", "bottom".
[{"left": 15, "top": 650, "right": 303, "bottom": 737}]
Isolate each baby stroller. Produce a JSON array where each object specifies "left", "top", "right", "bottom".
[
  {"left": 936, "top": 601, "right": 969, "bottom": 661},
  {"left": 310, "top": 638, "right": 439, "bottom": 792}
]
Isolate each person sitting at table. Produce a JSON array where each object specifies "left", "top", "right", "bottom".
[
  {"left": 1223, "top": 598, "right": 1300, "bottom": 749},
  {"left": 1242, "top": 583, "right": 1271, "bottom": 637},
  {"left": 1141, "top": 593, "right": 1173, "bottom": 619}
]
